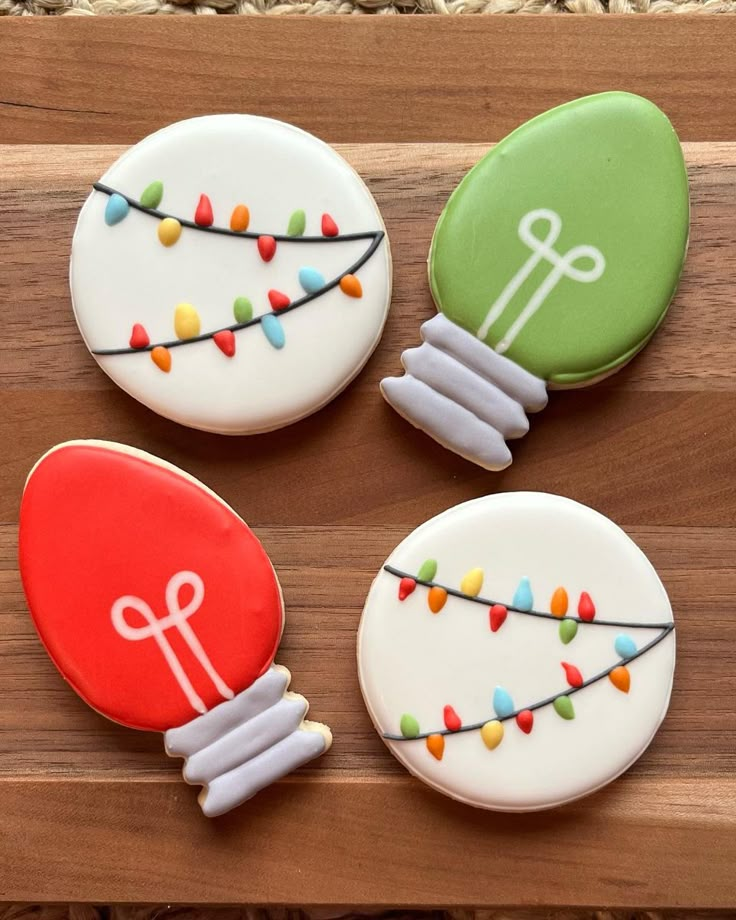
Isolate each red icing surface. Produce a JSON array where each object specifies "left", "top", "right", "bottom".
[
  {"left": 258, "top": 236, "right": 277, "bottom": 262},
  {"left": 489, "top": 603, "right": 507, "bottom": 632},
  {"left": 213, "top": 330, "right": 236, "bottom": 357},
  {"left": 516, "top": 709, "right": 534, "bottom": 734},
  {"left": 561, "top": 661, "right": 584, "bottom": 688},
  {"left": 578, "top": 591, "right": 596, "bottom": 621},
  {"left": 268, "top": 290, "right": 291, "bottom": 311},
  {"left": 18, "top": 443, "right": 284, "bottom": 733},
  {"left": 129, "top": 323, "right": 150, "bottom": 349},
  {"left": 194, "top": 193, "right": 214, "bottom": 227},
  {"left": 398, "top": 577, "right": 415, "bottom": 601},
  {"left": 321, "top": 214, "right": 339, "bottom": 237},
  {"left": 443, "top": 705, "right": 461, "bottom": 732}
]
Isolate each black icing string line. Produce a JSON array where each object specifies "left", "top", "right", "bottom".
[
  {"left": 93, "top": 182, "right": 382, "bottom": 243},
  {"left": 383, "top": 564, "right": 674, "bottom": 630},
  {"left": 91, "top": 183, "right": 385, "bottom": 357},
  {"left": 382, "top": 623, "right": 675, "bottom": 741}
]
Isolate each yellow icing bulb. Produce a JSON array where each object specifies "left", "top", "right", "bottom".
[
  {"left": 480, "top": 720, "right": 504, "bottom": 751},
  {"left": 550, "top": 586, "right": 568, "bottom": 617},
  {"left": 460, "top": 567, "right": 484, "bottom": 597},
  {"left": 174, "top": 303, "right": 201, "bottom": 340},
  {"left": 158, "top": 217, "right": 182, "bottom": 247},
  {"left": 426, "top": 734, "right": 445, "bottom": 761}
]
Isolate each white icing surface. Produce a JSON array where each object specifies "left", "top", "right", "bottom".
[
  {"left": 71, "top": 115, "right": 392, "bottom": 434},
  {"left": 357, "top": 493, "right": 675, "bottom": 811}
]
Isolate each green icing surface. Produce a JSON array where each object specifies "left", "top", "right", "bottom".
[
  {"left": 287, "top": 209, "right": 306, "bottom": 237},
  {"left": 140, "top": 180, "right": 163, "bottom": 210},
  {"left": 429, "top": 93, "right": 689, "bottom": 384}
]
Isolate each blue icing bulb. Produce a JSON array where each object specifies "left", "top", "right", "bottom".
[
  {"left": 104, "top": 193, "right": 130, "bottom": 226},
  {"left": 261, "top": 313, "right": 285, "bottom": 349},
  {"left": 493, "top": 686, "right": 515, "bottom": 719},
  {"left": 298, "top": 267, "right": 326, "bottom": 294},
  {"left": 615, "top": 634, "right": 637, "bottom": 660},
  {"left": 512, "top": 576, "right": 533, "bottom": 611}
]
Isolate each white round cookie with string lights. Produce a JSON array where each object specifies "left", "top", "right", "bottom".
[
  {"left": 70, "top": 115, "right": 391, "bottom": 434},
  {"left": 357, "top": 493, "right": 675, "bottom": 811}
]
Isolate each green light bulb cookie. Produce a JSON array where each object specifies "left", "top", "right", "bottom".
[{"left": 382, "top": 92, "right": 689, "bottom": 470}]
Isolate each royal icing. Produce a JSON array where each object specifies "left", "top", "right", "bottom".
[
  {"left": 71, "top": 115, "right": 392, "bottom": 435},
  {"left": 382, "top": 92, "right": 689, "bottom": 470},
  {"left": 18, "top": 441, "right": 331, "bottom": 816},
  {"left": 357, "top": 493, "right": 675, "bottom": 811}
]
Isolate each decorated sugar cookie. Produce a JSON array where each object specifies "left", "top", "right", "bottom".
[
  {"left": 382, "top": 92, "right": 689, "bottom": 470},
  {"left": 357, "top": 493, "right": 675, "bottom": 810},
  {"left": 18, "top": 441, "right": 331, "bottom": 816},
  {"left": 71, "top": 115, "right": 391, "bottom": 434}
]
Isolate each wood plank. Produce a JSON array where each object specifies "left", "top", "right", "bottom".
[
  {"left": 1, "top": 144, "right": 735, "bottom": 529},
  {"left": 1, "top": 90, "right": 736, "bottom": 906},
  {"left": 1, "top": 19, "right": 736, "bottom": 145},
  {"left": 1, "top": 776, "right": 735, "bottom": 907},
  {"left": 2, "top": 522, "right": 735, "bottom": 779}
]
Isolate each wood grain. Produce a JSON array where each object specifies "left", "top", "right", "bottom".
[
  {"left": 1, "top": 138, "right": 736, "bottom": 906},
  {"left": 2, "top": 19, "right": 736, "bottom": 145},
  {"left": 2, "top": 18, "right": 736, "bottom": 904},
  {"left": 1, "top": 144, "right": 736, "bottom": 530}
]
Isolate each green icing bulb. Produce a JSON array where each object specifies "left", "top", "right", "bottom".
[
  {"left": 381, "top": 92, "right": 689, "bottom": 472},
  {"left": 559, "top": 619, "right": 578, "bottom": 645},
  {"left": 553, "top": 696, "right": 575, "bottom": 721},
  {"left": 400, "top": 713, "right": 420, "bottom": 738},
  {"left": 429, "top": 92, "right": 689, "bottom": 385},
  {"left": 140, "top": 180, "right": 164, "bottom": 209},
  {"left": 233, "top": 297, "right": 253, "bottom": 324},
  {"left": 417, "top": 559, "right": 438, "bottom": 582},
  {"left": 287, "top": 209, "right": 306, "bottom": 237}
]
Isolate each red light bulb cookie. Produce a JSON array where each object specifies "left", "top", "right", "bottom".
[
  {"left": 357, "top": 493, "right": 675, "bottom": 810},
  {"left": 382, "top": 92, "right": 689, "bottom": 469},
  {"left": 18, "top": 440, "right": 331, "bottom": 817},
  {"left": 71, "top": 115, "right": 392, "bottom": 434}
]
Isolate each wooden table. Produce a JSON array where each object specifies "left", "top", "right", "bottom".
[{"left": 1, "top": 17, "right": 736, "bottom": 910}]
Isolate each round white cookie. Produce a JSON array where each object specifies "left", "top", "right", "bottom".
[
  {"left": 71, "top": 115, "right": 392, "bottom": 434},
  {"left": 357, "top": 493, "right": 675, "bottom": 811}
]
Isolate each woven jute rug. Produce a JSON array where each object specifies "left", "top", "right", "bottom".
[
  {"left": 1, "top": 0, "right": 735, "bottom": 13},
  {"left": 3, "top": 908, "right": 736, "bottom": 920},
  {"left": 3, "top": 907, "right": 736, "bottom": 920}
]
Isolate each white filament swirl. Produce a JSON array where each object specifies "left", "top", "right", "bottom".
[
  {"left": 111, "top": 571, "right": 234, "bottom": 715},
  {"left": 476, "top": 208, "right": 605, "bottom": 353}
]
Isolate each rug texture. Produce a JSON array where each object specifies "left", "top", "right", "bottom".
[
  {"left": 1, "top": 0, "right": 735, "bottom": 12},
  {"left": 2, "top": 908, "right": 736, "bottom": 920}
]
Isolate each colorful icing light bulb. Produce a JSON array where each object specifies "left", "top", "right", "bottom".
[
  {"left": 72, "top": 115, "right": 391, "bottom": 436},
  {"left": 18, "top": 441, "right": 332, "bottom": 818},
  {"left": 381, "top": 92, "right": 689, "bottom": 470}
]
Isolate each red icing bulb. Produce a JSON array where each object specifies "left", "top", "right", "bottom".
[
  {"left": 578, "top": 591, "right": 596, "bottom": 621},
  {"left": 516, "top": 709, "right": 534, "bottom": 734},
  {"left": 561, "top": 661, "right": 584, "bottom": 688},
  {"left": 443, "top": 705, "right": 462, "bottom": 732},
  {"left": 268, "top": 290, "right": 291, "bottom": 311},
  {"left": 398, "top": 577, "right": 416, "bottom": 601},
  {"left": 194, "top": 194, "right": 214, "bottom": 227},
  {"left": 129, "top": 323, "right": 149, "bottom": 349},
  {"left": 213, "top": 330, "right": 236, "bottom": 358},
  {"left": 321, "top": 213, "right": 339, "bottom": 237},
  {"left": 258, "top": 236, "right": 277, "bottom": 262},
  {"left": 17, "top": 442, "right": 284, "bottom": 732},
  {"left": 489, "top": 604, "right": 507, "bottom": 632}
]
